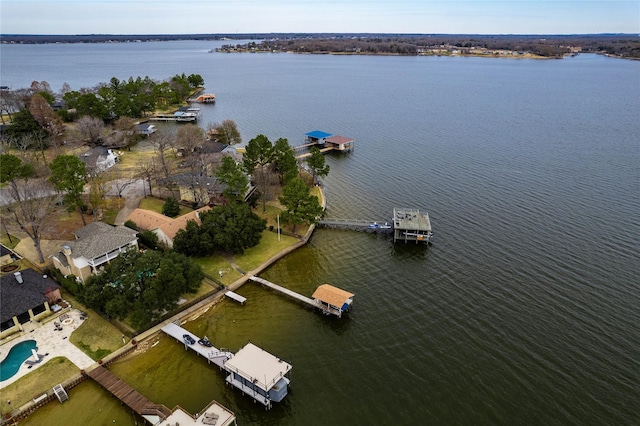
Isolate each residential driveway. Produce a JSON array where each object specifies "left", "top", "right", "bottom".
[{"left": 109, "top": 178, "right": 146, "bottom": 225}]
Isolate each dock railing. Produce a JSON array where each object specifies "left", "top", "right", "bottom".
[{"left": 318, "top": 218, "right": 393, "bottom": 231}]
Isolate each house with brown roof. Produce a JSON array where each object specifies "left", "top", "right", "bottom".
[
  {"left": 51, "top": 222, "right": 138, "bottom": 282},
  {"left": 1, "top": 269, "right": 62, "bottom": 338},
  {"left": 125, "top": 206, "right": 211, "bottom": 248}
]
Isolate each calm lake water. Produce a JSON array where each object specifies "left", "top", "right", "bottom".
[{"left": 3, "top": 41, "right": 639, "bottom": 425}]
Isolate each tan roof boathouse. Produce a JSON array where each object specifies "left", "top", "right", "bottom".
[{"left": 312, "top": 284, "right": 355, "bottom": 318}]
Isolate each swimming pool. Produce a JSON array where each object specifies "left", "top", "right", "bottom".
[{"left": 0, "top": 340, "right": 38, "bottom": 381}]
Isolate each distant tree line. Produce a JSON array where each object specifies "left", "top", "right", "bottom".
[{"left": 221, "top": 34, "right": 640, "bottom": 59}]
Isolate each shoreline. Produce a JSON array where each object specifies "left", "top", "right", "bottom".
[{"left": 1, "top": 186, "right": 326, "bottom": 422}]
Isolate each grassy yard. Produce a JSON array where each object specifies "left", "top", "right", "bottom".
[
  {"left": 0, "top": 357, "right": 79, "bottom": 415},
  {"left": 102, "top": 197, "right": 125, "bottom": 225},
  {"left": 138, "top": 196, "right": 193, "bottom": 216},
  {"left": 64, "top": 292, "right": 125, "bottom": 360},
  {"left": 234, "top": 230, "right": 300, "bottom": 272},
  {"left": 0, "top": 234, "right": 20, "bottom": 250},
  {"left": 193, "top": 228, "right": 300, "bottom": 283},
  {"left": 194, "top": 256, "right": 243, "bottom": 285}
]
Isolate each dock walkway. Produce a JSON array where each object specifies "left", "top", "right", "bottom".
[
  {"left": 318, "top": 218, "right": 393, "bottom": 231},
  {"left": 161, "top": 322, "right": 233, "bottom": 368},
  {"left": 86, "top": 366, "right": 172, "bottom": 420},
  {"left": 249, "top": 276, "right": 342, "bottom": 316}
]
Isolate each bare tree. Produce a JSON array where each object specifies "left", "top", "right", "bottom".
[
  {"left": 138, "top": 160, "right": 156, "bottom": 197},
  {"left": 30, "top": 80, "right": 53, "bottom": 95},
  {"left": 152, "top": 128, "right": 176, "bottom": 180},
  {"left": 211, "top": 119, "right": 242, "bottom": 146},
  {"left": 0, "top": 89, "right": 19, "bottom": 124},
  {"left": 107, "top": 169, "right": 136, "bottom": 198},
  {"left": 60, "top": 82, "right": 72, "bottom": 95},
  {"left": 3, "top": 178, "right": 58, "bottom": 264},
  {"left": 107, "top": 116, "right": 136, "bottom": 149},
  {"left": 29, "top": 93, "right": 64, "bottom": 138},
  {"left": 76, "top": 115, "right": 106, "bottom": 146},
  {"left": 87, "top": 172, "right": 110, "bottom": 221},
  {"left": 176, "top": 124, "right": 205, "bottom": 156}
]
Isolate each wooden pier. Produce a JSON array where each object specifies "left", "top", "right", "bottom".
[
  {"left": 318, "top": 218, "right": 393, "bottom": 232},
  {"left": 151, "top": 107, "right": 200, "bottom": 122},
  {"left": 249, "top": 276, "right": 345, "bottom": 317},
  {"left": 161, "top": 322, "right": 233, "bottom": 368},
  {"left": 86, "top": 366, "right": 172, "bottom": 421},
  {"left": 318, "top": 208, "right": 433, "bottom": 244}
]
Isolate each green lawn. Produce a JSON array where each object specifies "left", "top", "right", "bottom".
[
  {"left": 64, "top": 292, "right": 125, "bottom": 360},
  {"left": 193, "top": 230, "right": 300, "bottom": 284},
  {"left": 0, "top": 357, "right": 79, "bottom": 415},
  {"left": 138, "top": 197, "right": 193, "bottom": 216},
  {"left": 194, "top": 256, "right": 243, "bottom": 285},
  {"left": 234, "top": 230, "right": 299, "bottom": 272},
  {"left": 0, "top": 234, "right": 20, "bottom": 250}
]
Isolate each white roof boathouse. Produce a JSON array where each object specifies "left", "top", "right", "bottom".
[{"left": 223, "top": 342, "right": 292, "bottom": 409}]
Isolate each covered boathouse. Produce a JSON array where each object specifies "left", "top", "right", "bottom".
[
  {"left": 393, "top": 208, "right": 433, "bottom": 244},
  {"left": 311, "top": 284, "right": 355, "bottom": 318},
  {"left": 223, "top": 343, "right": 292, "bottom": 409},
  {"left": 304, "top": 130, "right": 355, "bottom": 153}
]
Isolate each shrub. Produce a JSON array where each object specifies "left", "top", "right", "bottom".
[
  {"left": 162, "top": 197, "right": 180, "bottom": 217},
  {"left": 124, "top": 220, "right": 138, "bottom": 231}
]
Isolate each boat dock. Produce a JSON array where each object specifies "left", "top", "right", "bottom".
[
  {"left": 161, "top": 322, "right": 292, "bottom": 409},
  {"left": 225, "top": 290, "right": 247, "bottom": 305},
  {"left": 85, "top": 366, "right": 172, "bottom": 421},
  {"left": 151, "top": 107, "right": 200, "bottom": 122},
  {"left": 318, "top": 218, "right": 393, "bottom": 232},
  {"left": 293, "top": 130, "right": 355, "bottom": 159},
  {"left": 393, "top": 208, "right": 433, "bottom": 243},
  {"left": 318, "top": 208, "right": 433, "bottom": 244},
  {"left": 161, "top": 322, "right": 233, "bottom": 368},
  {"left": 249, "top": 276, "right": 351, "bottom": 317},
  {"left": 86, "top": 364, "right": 236, "bottom": 425}
]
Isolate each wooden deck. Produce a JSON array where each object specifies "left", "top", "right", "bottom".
[
  {"left": 249, "top": 276, "right": 342, "bottom": 316},
  {"left": 295, "top": 146, "right": 335, "bottom": 159},
  {"left": 86, "top": 366, "right": 172, "bottom": 420}
]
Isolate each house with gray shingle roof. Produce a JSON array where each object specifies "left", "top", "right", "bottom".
[
  {"left": 51, "top": 222, "right": 138, "bottom": 282},
  {"left": 1, "top": 268, "right": 61, "bottom": 339}
]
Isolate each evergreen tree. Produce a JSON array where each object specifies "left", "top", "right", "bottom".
[
  {"left": 162, "top": 197, "right": 180, "bottom": 217},
  {"left": 279, "top": 177, "right": 324, "bottom": 235},
  {"left": 49, "top": 154, "right": 88, "bottom": 225},
  {"left": 306, "top": 146, "right": 330, "bottom": 183},
  {"left": 214, "top": 156, "right": 249, "bottom": 201}
]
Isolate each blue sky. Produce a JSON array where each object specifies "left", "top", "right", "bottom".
[{"left": 1, "top": 1, "right": 638, "bottom": 35}]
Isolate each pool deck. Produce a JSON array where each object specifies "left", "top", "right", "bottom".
[{"left": 0, "top": 308, "right": 94, "bottom": 389}]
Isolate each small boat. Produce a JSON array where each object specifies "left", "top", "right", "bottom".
[
  {"left": 198, "top": 337, "right": 213, "bottom": 347},
  {"left": 183, "top": 334, "right": 195, "bottom": 345},
  {"left": 379, "top": 222, "right": 392, "bottom": 229}
]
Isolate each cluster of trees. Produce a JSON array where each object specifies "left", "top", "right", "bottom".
[
  {"left": 61, "top": 73, "right": 204, "bottom": 122},
  {"left": 1, "top": 74, "right": 204, "bottom": 150},
  {"left": 81, "top": 249, "right": 203, "bottom": 329},
  {"left": 173, "top": 203, "right": 266, "bottom": 256},
  {"left": 0, "top": 152, "right": 116, "bottom": 262},
  {"left": 171, "top": 133, "right": 330, "bottom": 255},
  {"left": 242, "top": 134, "right": 326, "bottom": 233},
  {"left": 223, "top": 34, "right": 640, "bottom": 59}
]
